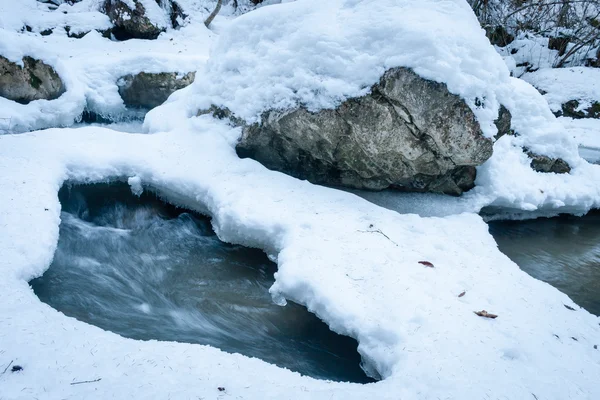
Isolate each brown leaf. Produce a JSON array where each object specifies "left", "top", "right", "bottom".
[
  {"left": 418, "top": 261, "right": 434, "bottom": 268},
  {"left": 458, "top": 291, "right": 466, "bottom": 298},
  {"left": 474, "top": 310, "right": 498, "bottom": 319}
]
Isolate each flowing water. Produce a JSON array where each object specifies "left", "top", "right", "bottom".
[
  {"left": 30, "top": 183, "right": 374, "bottom": 383},
  {"left": 489, "top": 212, "right": 600, "bottom": 316}
]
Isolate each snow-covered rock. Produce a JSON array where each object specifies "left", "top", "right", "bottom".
[
  {"left": 103, "top": 0, "right": 171, "bottom": 40},
  {"left": 523, "top": 67, "right": 600, "bottom": 118},
  {"left": 118, "top": 71, "right": 195, "bottom": 109},
  {"left": 528, "top": 152, "right": 571, "bottom": 174},
  {"left": 234, "top": 67, "right": 494, "bottom": 195},
  {"left": 0, "top": 55, "right": 65, "bottom": 104}
]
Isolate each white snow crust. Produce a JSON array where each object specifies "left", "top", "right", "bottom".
[
  {"left": 1, "top": 122, "right": 600, "bottom": 399},
  {"left": 524, "top": 67, "right": 600, "bottom": 113},
  {"left": 0, "top": 0, "right": 213, "bottom": 132}
]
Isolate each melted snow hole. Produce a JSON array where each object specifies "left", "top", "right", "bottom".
[
  {"left": 30, "top": 183, "right": 375, "bottom": 383},
  {"left": 489, "top": 212, "right": 600, "bottom": 316}
]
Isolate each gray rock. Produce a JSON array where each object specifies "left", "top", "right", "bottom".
[
  {"left": 560, "top": 100, "right": 600, "bottom": 119},
  {"left": 117, "top": 71, "right": 195, "bottom": 109},
  {"left": 103, "top": 0, "right": 165, "bottom": 40},
  {"left": 234, "top": 67, "right": 493, "bottom": 195},
  {"left": 0, "top": 56, "right": 65, "bottom": 104},
  {"left": 494, "top": 105, "right": 513, "bottom": 140},
  {"left": 529, "top": 153, "right": 571, "bottom": 174}
]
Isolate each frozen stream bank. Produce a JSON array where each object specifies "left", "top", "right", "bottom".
[{"left": 30, "top": 183, "right": 373, "bottom": 383}]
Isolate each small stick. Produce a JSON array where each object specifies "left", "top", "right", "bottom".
[
  {"left": 2, "top": 360, "right": 13, "bottom": 375},
  {"left": 70, "top": 378, "right": 102, "bottom": 386},
  {"left": 357, "top": 229, "right": 399, "bottom": 247}
]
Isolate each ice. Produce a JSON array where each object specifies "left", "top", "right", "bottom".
[{"left": 128, "top": 175, "right": 143, "bottom": 196}]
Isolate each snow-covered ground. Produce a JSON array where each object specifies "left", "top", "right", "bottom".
[
  {"left": 1, "top": 0, "right": 600, "bottom": 399},
  {"left": 523, "top": 67, "right": 600, "bottom": 114},
  {"left": 2, "top": 122, "right": 599, "bottom": 400},
  {"left": 0, "top": 0, "right": 217, "bottom": 132}
]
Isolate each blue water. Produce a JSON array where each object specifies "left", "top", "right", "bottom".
[{"left": 30, "top": 183, "right": 375, "bottom": 383}]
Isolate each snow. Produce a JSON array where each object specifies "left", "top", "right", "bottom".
[
  {"left": 1, "top": 0, "right": 600, "bottom": 398},
  {"left": 0, "top": 25, "right": 211, "bottom": 132},
  {"left": 497, "top": 35, "right": 559, "bottom": 77},
  {"left": 143, "top": 0, "right": 600, "bottom": 219},
  {"left": 1, "top": 122, "right": 600, "bottom": 399},
  {"left": 523, "top": 67, "right": 600, "bottom": 113},
  {"left": 169, "top": 0, "right": 507, "bottom": 138}
]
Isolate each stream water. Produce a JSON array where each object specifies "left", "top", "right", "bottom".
[
  {"left": 30, "top": 183, "right": 374, "bottom": 383},
  {"left": 489, "top": 212, "right": 600, "bottom": 316},
  {"left": 29, "top": 181, "right": 600, "bottom": 384}
]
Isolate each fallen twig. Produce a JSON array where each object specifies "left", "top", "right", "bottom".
[
  {"left": 2, "top": 360, "right": 13, "bottom": 375},
  {"left": 70, "top": 378, "right": 102, "bottom": 386},
  {"left": 474, "top": 310, "right": 498, "bottom": 319},
  {"left": 357, "top": 229, "right": 398, "bottom": 247}
]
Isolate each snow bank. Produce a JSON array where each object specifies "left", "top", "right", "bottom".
[
  {"left": 0, "top": 0, "right": 111, "bottom": 34},
  {"left": 143, "top": 0, "right": 600, "bottom": 219},
  {"left": 523, "top": 67, "right": 600, "bottom": 113},
  {"left": 166, "top": 0, "right": 507, "bottom": 138},
  {"left": 0, "top": 0, "right": 213, "bottom": 133},
  {"left": 1, "top": 122, "right": 599, "bottom": 399},
  {"left": 561, "top": 117, "right": 600, "bottom": 149}
]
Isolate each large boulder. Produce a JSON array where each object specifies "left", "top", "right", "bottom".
[
  {"left": 117, "top": 71, "right": 195, "bottom": 109},
  {"left": 234, "top": 67, "right": 493, "bottom": 195},
  {"left": 0, "top": 56, "right": 65, "bottom": 104}
]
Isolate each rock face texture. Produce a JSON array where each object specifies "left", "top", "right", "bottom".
[
  {"left": 118, "top": 71, "right": 195, "bottom": 109},
  {"left": 529, "top": 153, "right": 571, "bottom": 174},
  {"left": 103, "top": 0, "right": 165, "bottom": 40},
  {"left": 494, "top": 105, "right": 513, "bottom": 139},
  {"left": 235, "top": 67, "right": 494, "bottom": 195},
  {"left": 560, "top": 100, "right": 600, "bottom": 119},
  {"left": 0, "top": 56, "right": 65, "bottom": 104}
]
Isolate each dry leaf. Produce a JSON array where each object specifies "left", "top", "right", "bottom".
[
  {"left": 458, "top": 291, "right": 466, "bottom": 298},
  {"left": 474, "top": 310, "right": 497, "bottom": 319},
  {"left": 418, "top": 261, "right": 434, "bottom": 268}
]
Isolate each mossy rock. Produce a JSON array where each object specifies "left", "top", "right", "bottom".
[{"left": 0, "top": 56, "right": 65, "bottom": 104}]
